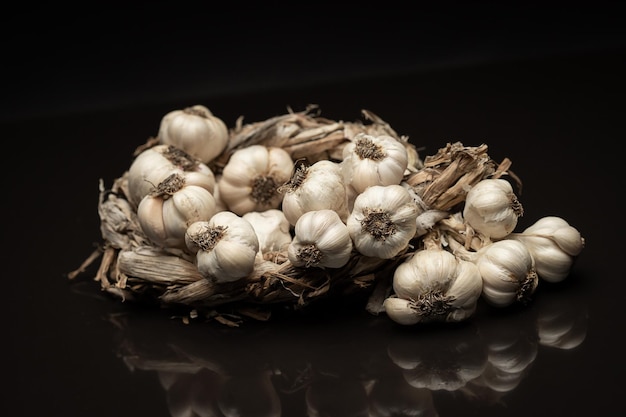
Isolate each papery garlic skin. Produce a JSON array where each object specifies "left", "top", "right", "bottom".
[
  {"left": 386, "top": 248, "right": 483, "bottom": 324},
  {"left": 281, "top": 160, "right": 349, "bottom": 225},
  {"left": 347, "top": 185, "right": 419, "bottom": 259},
  {"left": 158, "top": 105, "right": 229, "bottom": 164},
  {"left": 243, "top": 209, "right": 292, "bottom": 255},
  {"left": 476, "top": 239, "right": 539, "bottom": 307},
  {"left": 137, "top": 173, "right": 217, "bottom": 249},
  {"left": 509, "top": 216, "right": 584, "bottom": 283},
  {"left": 341, "top": 133, "right": 408, "bottom": 193},
  {"left": 463, "top": 178, "right": 523, "bottom": 240},
  {"left": 127, "top": 144, "right": 216, "bottom": 208},
  {"left": 288, "top": 209, "right": 353, "bottom": 269},
  {"left": 185, "top": 211, "right": 259, "bottom": 283},
  {"left": 217, "top": 145, "right": 294, "bottom": 216}
]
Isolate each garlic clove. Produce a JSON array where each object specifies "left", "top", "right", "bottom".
[
  {"left": 136, "top": 195, "right": 168, "bottom": 246},
  {"left": 383, "top": 297, "right": 421, "bottom": 326},
  {"left": 162, "top": 185, "right": 217, "bottom": 245},
  {"left": 198, "top": 239, "right": 257, "bottom": 281}
]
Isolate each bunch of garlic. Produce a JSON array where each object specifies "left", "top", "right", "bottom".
[
  {"left": 124, "top": 105, "right": 586, "bottom": 322},
  {"left": 383, "top": 174, "right": 584, "bottom": 325}
]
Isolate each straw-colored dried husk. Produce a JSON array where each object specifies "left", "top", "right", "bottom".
[{"left": 70, "top": 104, "right": 518, "bottom": 325}]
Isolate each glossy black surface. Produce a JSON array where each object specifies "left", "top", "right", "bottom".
[{"left": 5, "top": 8, "right": 626, "bottom": 417}]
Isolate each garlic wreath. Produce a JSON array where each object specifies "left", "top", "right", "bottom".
[
  {"left": 281, "top": 159, "right": 349, "bottom": 225},
  {"left": 287, "top": 209, "right": 353, "bottom": 269},
  {"left": 509, "top": 216, "right": 585, "bottom": 283},
  {"left": 185, "top": 211, "right": 259, "bottom": 283},
  {"left": 347, "top": 184, "right": 420, "bottom": 259},
  {"left": 127, "top": 144, "right": 216, "bottom": 208},
  {"left": 157, "top": 104, "right": 229, "bottom": 164},
  {"left": 341, "top": 133, "right": 408, "bottom": 193},
  {"left": 384, "top": 240, "right": 483, "bottom": 325},
  {"left": 137, "top": 172, "right": 217, "bottom": 249},
  {"left": 463, "top": 178, "right": 523, "bottom": 240},
  {"left": 217, "top": 145, "right": 294, "bottom": 216}
]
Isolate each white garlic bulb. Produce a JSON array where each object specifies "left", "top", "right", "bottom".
[
  {"left": 127, "top": 144, "right": 216, "bottom": 208},
  {"left": 185, "top": 211, "right": 259, "bottom": 283},
  {"left": 281, "top": 160, "right": 349, "bottom": 225},
  {"left": 137, "top": 172, "right": 217, "bottom": 249},
  {"left": 347, "top": 184, "right": 419, "bottom": 259},
  {"left": 242, "top": 209, "right": 292, "bottom": 255},
  {"left": 217, "top": 145, "right": 294, "bottom": 216},
  {"left": 463, "top": 178, "right": 523, "bottom": 240},
  {"left": 385, "top": 247, "right": 483, "bottom": 324},
  {"left": 158, "top": 105, "right": 229, "bottom": 164},
  {"left": 341, "top": 133, "right": 408, "bottom": 193},
  {"left": 475, "top": 239, "right": 539, "bottom": 307},
  {"left": 509, "top": 216, "right": 584, "bottom": 283},
  {"left": 287, "top": 209, "right": 353, "bottom": 269}
]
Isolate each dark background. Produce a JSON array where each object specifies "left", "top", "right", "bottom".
[{"left": 4, "top": 4, "right": 626, "bottom": 417}]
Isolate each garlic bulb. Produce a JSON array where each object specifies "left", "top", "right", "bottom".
[
  {"left": 341, "top": 133, "right": 408, "bottom": 193},
  {"left": 217, "top": 145, "right": 294, "bottom": 216},
  {"left": 287, "top": 209, "right": 353, "bottom": 269},
  {"left": 185, "top": 211, "right": 259, "bottom": 283},
  {"left": 385, "top": 245, "right": 483, "bottom": 324},
  {"left": 137, "top": 172, "right": 217, "bottom": 249},
  {"left": 242, "top": 209, "right": 292, "bottom": 255},
  {"left": 281, "top": 160, "right": 349, "bottom": 225},
  {"left": 127, "top": 144, "right": 216, "bottom": 208},
  {"left": 509, "top": 216, "right": 584, "bottom": 283},
  {"left": 158, "top": 105, "right": 229, "bottom": 164},
  {"left": 474, "top": 239, "right": 539, "bottom": 307},
  {"left": 347, "top": 184, "right": 419, "bottom": 259},
  {"left": 463, "top": 178, "right": 523, "bottom": 240}
]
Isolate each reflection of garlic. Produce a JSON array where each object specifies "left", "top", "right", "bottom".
[
  {"left": 368, "top": 377, "right": 437, "bottom": 417},
  {"left": 218, "top": 370, "right": 281, "bottom": 417},
  {"left": 474, "top": 239, "right": 539, "bottom": 307},
  {"left": 347, "top": 184, "right": 419, "bottom": 259},
  {"left": 509, "top": 216, "right": 585, "bottom": 283},
  {"left": 127, "top": 144, "right": 216, "bottom": 208},
  {"left": 463, "top": 178, "right": 523, "bottom": 240},
  {"left": 217, "top": 145, "right": 294, "bottom": 216},
  {"left": 158, "top": 104, "right": 229, "bottom": 164},
  {"left": 243, "top": 209, "right": 292, "bottom": 255},
  {"left": 281, "top": 160, "right": 349, "bottom": 225},
  {"left": 387, "top": 324, "right": 487, "bottom": 391},
  {"left": 536, "top": 292, "right": 588, "bottom": 350},
  {"left": 137, "top": 172, "right": 217, "bottom": 249},
  {"left": 385, "top": 243, "right": 483, "bottom": 324},
  {"left": 185, "top": 211, "right": 259, "bottom": 283},
  {"left": 162, "top": 369, "right": 224, "bottom": 417},
  {"left": 288, "top": 209, "right": 352, "bottom": 269},
  {"left": 341, "top": 133, "right": 408, "bottom": 193}
]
